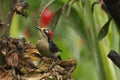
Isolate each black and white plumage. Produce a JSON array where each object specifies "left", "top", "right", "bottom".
[{"left": 35, "top": 27, "right": 62, "bottom": 60}]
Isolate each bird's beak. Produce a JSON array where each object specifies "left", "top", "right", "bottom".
[
  {"left": 35, "top": 26, "right": 47, "bottom": 32},
  {"left": 35, "top": 26, "right": 47, "bottom": 39},
  {"left": 35, "top": 26, "right": 42, "bottom": 32}
]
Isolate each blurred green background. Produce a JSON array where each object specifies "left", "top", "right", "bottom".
[{"left": 9, "top": 0, "right": 120, "bottom": 80}]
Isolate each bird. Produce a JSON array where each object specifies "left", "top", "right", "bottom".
[{"left": 35, "top": 26, "right": 62, "bottom": 60}]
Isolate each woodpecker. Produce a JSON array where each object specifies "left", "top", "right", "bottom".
[{"left": 35, "top": 26, "right": 62, "bottom": 60}]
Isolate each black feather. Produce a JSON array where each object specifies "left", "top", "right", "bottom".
[{"left": 49, "top": 41, "right": 63, "bottom": 53}]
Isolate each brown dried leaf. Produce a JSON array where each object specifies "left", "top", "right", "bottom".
[{"left": 0, "top": 36, "right": 77, "bottom": 80}]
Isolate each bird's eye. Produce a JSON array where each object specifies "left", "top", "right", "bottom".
[
  {"left": 45, "top": 29, "right": 49, "bottom": 33},
  {"left": 42, "top": 29, "right": 49, "bottom": 36},
  {"left": 42, "top": 28, "right": 53, "bottom": 40},
  {"left": 43, "top": 29, "right": 49, "bottom": 35}
]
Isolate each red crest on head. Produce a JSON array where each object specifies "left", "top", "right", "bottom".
[{"left": 49, "top": 30, "right": 53, "bottom": 40}]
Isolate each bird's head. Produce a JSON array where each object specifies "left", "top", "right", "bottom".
[{"left": 35, "top": 27, "right": 53, "bottom": 41}]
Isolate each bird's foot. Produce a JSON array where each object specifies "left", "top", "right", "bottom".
[{"left": 47, "top": 59, "right": 58, "bottom": 72}]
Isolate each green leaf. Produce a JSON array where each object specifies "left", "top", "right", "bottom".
[
  {"left": 97, "top": 19, "right": 111, "bottom": 41},
  {"left": 39, "top": 0, "right": 56, "bottom": 16},
  {"left": 81, "top": 0, "right": 87, "bottom": 10},
  {"left": 26, "top": 0, "right": 41, "bottom": 10},
  {"left": 68, "top": 8, "right": 88, "bottom": 42},
  {"left": 40, "top": 0, "right": 63, "bottom": 32},
  {"left": 91, "top": 1, "right": 100, "bottom": 14},
  {"left": 49, "top": 8, "right": 62, "bottom": 32}
]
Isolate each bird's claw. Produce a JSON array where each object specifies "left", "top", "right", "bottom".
[{"left": 47, "top": 59, "right": 58, "bottom": 72}]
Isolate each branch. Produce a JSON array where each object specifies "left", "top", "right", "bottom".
[{"left": 0, "top": 0, "right": 29, "bottom": 37}]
